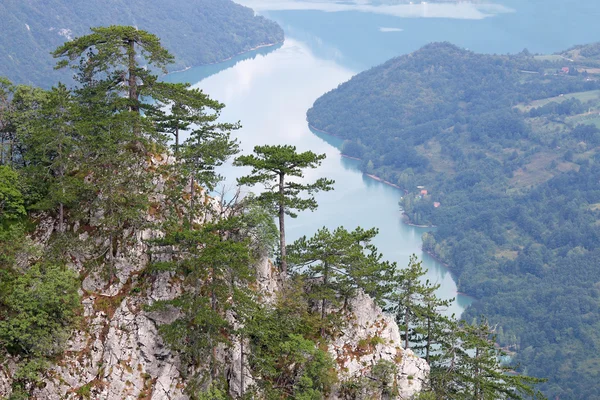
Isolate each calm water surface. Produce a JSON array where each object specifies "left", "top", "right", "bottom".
[{"left": 166, "top": 0, "right": 600, "bottom": 317}]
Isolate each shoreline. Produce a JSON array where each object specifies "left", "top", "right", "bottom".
[
  {"left": 308, "top": 123, "right": 409, "bottom": 191},
  {"left": 308, "top": 123, "right": 344, "bottom": 138},
  {"left": 202, "top": 40, "right": 285, "bottom": 66},
  {"left": 341, "top": 154, "right": 362, "bottom": 161},
  {"left": 365, "top": 173, "right": 403, "bottom": 190},
  {"left": 423, "top": 249, "right": 476, "bottom": 301},
  {"left": 424, "top": 248, "right": 450, "bottom": 268},
  {"left": 401, "top": 213, "right": 436, "bottom": 228},
  {"left": 167, "top": 40, "right": 284, "bottom": 75}
]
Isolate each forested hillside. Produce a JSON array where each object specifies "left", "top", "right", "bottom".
[
  {"left": 0, "top": 0, "right": 283, "bottom": 87},
  {"left": 307, "top": 42, "right": 600, "bottom": 399}
]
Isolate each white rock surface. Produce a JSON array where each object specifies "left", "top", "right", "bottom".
[
  {"left": 329, "top": 291, "right": 430, "bottom": 399},
  {"left": 24, "top": 265, "right": 189, "bottom": 400}
]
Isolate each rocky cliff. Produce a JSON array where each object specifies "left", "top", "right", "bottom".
[{"left": 0, "top": 191, "right": 428, "bottom": 400}]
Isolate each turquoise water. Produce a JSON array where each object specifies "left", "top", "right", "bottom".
[{"left": 165, "top": 0, "right": 600, "bottom": 317}]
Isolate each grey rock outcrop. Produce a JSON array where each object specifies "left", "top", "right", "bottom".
[
  {"left": 329, "top": 291, "right": 429, "bottom": 399},
  {"left": 27, "top": 226, "right": 189, "bottom": 400}
]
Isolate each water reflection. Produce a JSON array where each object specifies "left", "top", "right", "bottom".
[
  {"left": 168, "top": 38, "right": 472, "bottom": 317},
  {"left": 164, "top": 42, "right": 283, "bottom": 85},
  {"left": 238, "top": 0, "right": 514, "bottom": 20}
]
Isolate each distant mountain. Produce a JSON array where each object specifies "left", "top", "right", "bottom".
[
  {"left": 307, "top": 42, "right": 600, "bottom": 399},
  {"left": 0, "top": 0, "right": 284, "bottom": 87}
]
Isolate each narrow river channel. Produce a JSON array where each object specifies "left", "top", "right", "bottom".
[{"left": 165, "top": 0, "right": 600, "bottom": 317}]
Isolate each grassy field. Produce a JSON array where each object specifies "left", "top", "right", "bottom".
[
  {"left": 415, "top": 139, "right": 456, "bottom": 175},
  {"left": 509, "top": 151, "right": 557, "bottom": 188},
  {"left": 565, "top": 113, "right": 600, "bottom": 128},
  {"left": 515, "top": 90, "right": 600, "bottom": 112},
  {"left": 534, "top": 54, "right": 565, "bottom": 62}
]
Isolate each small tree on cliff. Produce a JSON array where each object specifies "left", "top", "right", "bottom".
[
  {"left": 424, "top": 318, "right": 547, "bottom": 400},
  {"left": 288, "top": 226, "right": 398, "bottom": 336},
  {"left": 391, "top": 254, "right": 453, "bottom": 353},
  {"left": 234, "top": 145, "right": 334, "bottom": 274},
  {"left": 150, "top": 83, "right": 229, "bottom": 156}
]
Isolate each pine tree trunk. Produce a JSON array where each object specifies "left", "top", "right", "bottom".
[
  {"left": 108, "top": 231, "right": 115, "bottom": 284},
  {"left": 426, "top": 315, "right": 431, "bottom": 364},
  {"left": 278, "top": 172, "right": 287, "bottom": 275},
  {"left": 405, "top": 305, "right": 410, "bottom": 350},
  {"left": 58, "top": 142, "right": 65, "bottom": 233},
  {"left": 320, "top": 266, "right": 328, "bottom": 338},
  {"left": 240, "top": 334, "right": 245, "bottom": 397},
  {"left": 474, "top": 347, "right": 480, "bottom": 400},
  {"left": 59, "top": 202, "right": 64, "bottom": 233},
  {"left": 211, "top": 266, "right": 218, "bottom": 383},
  {"left": 128, "top": 39, "right": 138, "bottom": 114},
  {"left": 189, "top": 175, "right": 195, "bottom": 226}
]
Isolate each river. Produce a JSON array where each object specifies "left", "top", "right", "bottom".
[{"left": 165, "top": 0, "right": 600, "bottom": 318}]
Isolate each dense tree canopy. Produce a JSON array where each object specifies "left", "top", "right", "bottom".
[{"left": 308, "top": 41, "right": 600, "bottom": 399}]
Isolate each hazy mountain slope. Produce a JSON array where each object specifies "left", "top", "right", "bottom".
[
  {"left": 0, "top": 0, "right": 283, "bottom": 87},
  {"left": 307, "top": 42, "right": 600, "bottom": 399}
]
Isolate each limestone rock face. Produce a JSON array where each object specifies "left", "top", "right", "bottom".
[
  {"left": 0, "top": 173, "right": 429, "bottom": 399},
  {"left": 0, "top": 361, "right": 15, "bottom": 398},
  {"left": 329, "top": 291, "right": 430, "bottom": 399},
  {"left": 27, "top": 227, "right": 188, "bottom": 400}
]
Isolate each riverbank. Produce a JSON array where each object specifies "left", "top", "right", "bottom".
[
  {"left": 401, "top": 213, "right": 436, "bottom": 228},
  {"left": 167, "top": 40, "right": 284, "bottom": 75},
  {"left": 203, "top": 40, "right": 284, "bottom": 66},
  {"left": 309, "top": 124, "right": 410, "bottom": 191},
  {"left": 423, "top": 249, "right": 476, "bottom": 300}
]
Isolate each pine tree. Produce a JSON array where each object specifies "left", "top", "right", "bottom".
[
  {"left": 234, "top": 145, "right": 334, "bottom": 274},
  {"left": 417, "top": 288, "right": 453, "bottom": 364},
  {"left": 0, "top": 78, "right": 16, "bottom": 166},
  {"left": 53, "top": 25, "right": 174, "bottom": 115},
  {"left": 288, "top": 226, "right": 397, "bottom": 336},
  {"left": 425, "top": 318, "right": 547, "bottom": 400},
  {"left": 177, "top": 106, "right": 239, "bottom": 225},
  {"left": 150, "top": 83, "right": 228, "bottom": 156},
  {"left": 0, "top": 165, "right": 25, "bottom": 222},
  {"left": 50, "top": 27, "right": 175, "bottom": 280},
  {"left": 392, "top": 254, "right": 432, "bottom": 351},
  {"left": 16, "top": 84, "right": 83, "bottom": 233},
  {"left": 150, "top": 214, "right": 258, "bottom": 394}
]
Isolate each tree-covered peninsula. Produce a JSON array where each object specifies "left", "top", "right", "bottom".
[
  {"left": 0, "top": 0, "right": 284, "bottom": 87},
  {"left": 307, "top": 41, "right": 600, "bottom": 399}
]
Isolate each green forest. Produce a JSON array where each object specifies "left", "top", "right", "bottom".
[
  {"left": 0, "top": 0, "right": 283, "bottom": 87},
  {"left": 307, "top": 42, "right": 600, "bottom": 399},
  {"left": 0, "top": 28, "right": 545, "bottom": 399}
]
